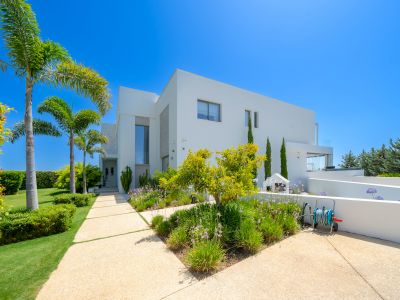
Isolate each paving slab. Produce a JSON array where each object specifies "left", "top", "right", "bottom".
[
  {"left": 74, "top": 212, "right": 148, "bottom": 242},
  {"left": 37, "top": 230, "right": 196, "bottom": 300},
  {"left": 166, "top": 231, "right": 381, "bottom": 300},
  {"left": 140, "top": 204, "right": 196, "bottom": 224},
  {"left": 327, "top": 232, "right": 400, "bottom": 300},
  {"left": 87, "top": 203, "right": 133, "bottom": 218}
]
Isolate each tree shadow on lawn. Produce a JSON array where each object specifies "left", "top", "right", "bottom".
[{"left": 49, "top": 190, "right": 69, "bottom": 197}]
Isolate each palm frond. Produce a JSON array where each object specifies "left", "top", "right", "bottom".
[
  {"left": 87, "top": 146, "right": 106, "bottom": 158},
  {"left": 74, "top": 134, "right": 86, "bottom": 151},
  {"left": 37, "top": 96, "right": 72, "bottom": 131},
  {"left": 10, "top": 119, "right": 62, "bottom": 143},
  {"left": 0, "top": 0, "right": 43, "bottom": 77},
  {"left": 41, "top": 60, "right": 111, "bottom": 114},
  {"left": 40, "top": 40, "right": 69, "bottom": 70},
  {"left": 73, "top": 109, "right": 100, "bottom": 132}
]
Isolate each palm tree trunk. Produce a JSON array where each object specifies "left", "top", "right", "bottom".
[
  {"left": 82, "top": 150, "right": 87, "bottom": 194},
  {"left": 69, "top": 130, "right": 76, "bottom": 194},
  {"left": 25, "top": 78, "right": 39, "bottom": 210}
]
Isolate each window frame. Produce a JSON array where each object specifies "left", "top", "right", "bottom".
[
  {"left": 135, "top": 124, "right": 150, "bottom": 165},
  {"left": 197, "top": 99, "right": 221, "bottom": 122}
]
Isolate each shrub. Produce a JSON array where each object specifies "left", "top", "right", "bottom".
[
  {"left": 167, "top": 226, "right": 188, "bottom": 250},
  {"left": 259, "top": 217, "right": 283, "bottom": 243},
  {"left": 278, "top": 215, "right": 300, "bottom": 235},
  {"left": 120, "top": 166, "right": 132, "bottom": 193},
  {"left": 129, "top": 189, "right": 162, "bottom": 212},
  {"left": 235, "top": 218, "right": 263, "bottom": 253},
  {"left": 187, "top": 240, "right": 225, "bottom": 272},
  {"left": 151, "top": 215, "right": 164, "bottom": 228},
  {"left": 155, "top": 219, "right": 172, "bottom": 237},
  {"left": 20, "top": 171, "right": 59, "bottom": 189},
  {"left": 0, "top": 204, "right": 76, "bottom": 245},
  {"left": 53, "top": 193, "right": 92, "bottom": 207},
  {"left": 0, "top": 171, "right": 24, "bottom": 195},
  {"left": 55, "top": 163, "right": 101, "bottom": 193}
]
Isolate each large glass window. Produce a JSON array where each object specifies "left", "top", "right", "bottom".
[
  {"left": 135, "top": 125, "right": 149, "bottom": 164},
  {"left": 197, "top": 100, "right": 221, "bottom": 122},
  {"left": 254, "top": 112, "right": 259, "bottom": 128}
]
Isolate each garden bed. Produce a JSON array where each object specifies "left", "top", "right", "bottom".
[{"left": 150, "top": 198, "right": 302, "bottom": 276}]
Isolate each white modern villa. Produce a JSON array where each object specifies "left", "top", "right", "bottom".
[{"left": 100, "top": 69, "right": 333, "bottom": 191}]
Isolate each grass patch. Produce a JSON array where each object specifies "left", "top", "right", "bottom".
[
  {"left": 0, "top": 188, "right": 94, "bottom": 300},
  {"left": 4, "top": 188, "right": 69, "bottom": 210}
]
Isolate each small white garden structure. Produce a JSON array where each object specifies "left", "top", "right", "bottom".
[{"left": 263, "top": 173, "right": 290, "bottom": 194}]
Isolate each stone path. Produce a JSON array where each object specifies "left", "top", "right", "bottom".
[{"left": 37, "top": 194, "right": 400, "bottom": 300}]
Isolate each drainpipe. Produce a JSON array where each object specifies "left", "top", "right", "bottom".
[{"left": 315, "top": 122, "right": 319, "bottom": 145}]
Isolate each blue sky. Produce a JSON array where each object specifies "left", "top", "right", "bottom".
[{"left": 1, "top": 0, "right": 399, "bottom": 170}]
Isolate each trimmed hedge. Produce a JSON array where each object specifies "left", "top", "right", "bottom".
[
  {"left": 20, "top": 171, "right": 59, "bottom": 189},
  {"left": 53, "top": 193, "right": 94, "bottom": 207},
  {"left": 0, "top": 171, "right": 24, "bottom": 195},
  {"left": 0, "top": 204, "right": 76, "bottom": 245}
]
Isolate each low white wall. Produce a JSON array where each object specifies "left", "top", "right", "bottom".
[
  {"left": 308, "top": 178, "right": 400, "bottom": 201},
  {"left": 256, "top": 192, "right": 400, "bottom": 244}
]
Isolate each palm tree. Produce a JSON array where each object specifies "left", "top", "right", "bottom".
[
  {"left": 37, "top": 97, "right": 101, "bottom": 193},
  {"left": 75, "top": 129, "right": 108, "bottom": 194},
  {"left": 0, "top": 0, "right": 110, "bottom": 209}
]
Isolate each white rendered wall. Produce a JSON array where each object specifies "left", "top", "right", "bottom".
[
  {"left": 175, "top": 70, "right": 331, "bottom": 184},
  {"left": 101, "top": 123, "right": 117, "bottom": 158},
  {"left": 257, "top": 192, "right": 400, "bottom": 244},
  {"left": 308, "top": 178, "right": 400, "bottom": 201}
]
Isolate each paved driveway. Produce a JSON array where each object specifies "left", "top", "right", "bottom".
[{"left": 37, "top": 194, "right": 400, "bottom": 300}]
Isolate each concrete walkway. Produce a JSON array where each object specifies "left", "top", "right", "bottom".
[{"left": 37, "top": 194, "right": 400, "bottom": 300}]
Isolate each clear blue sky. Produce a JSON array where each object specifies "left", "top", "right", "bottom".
[{"left": 1, "top": 0, "right": 399, "bottom": 170}]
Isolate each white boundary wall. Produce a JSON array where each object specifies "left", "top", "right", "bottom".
[
  {"left": 308, "top": 178, "right": 400, "bottom": 201},
  {"left": 256, "top": 192, "right": 400, "bottom": 244}
]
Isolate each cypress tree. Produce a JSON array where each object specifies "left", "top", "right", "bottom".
[
  {"left": 265, "top": 138, "right": 271, "bottom": 179},
  {"left": 247, "top": 115, "right": 257, "bottom": 178},
  {"left": 280, "top": 138, "right": 288, "bottom": 179}
]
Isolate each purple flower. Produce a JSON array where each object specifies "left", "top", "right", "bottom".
[
  {"left": 366, "top": 188, "right": 377, "bottom": 194},
  {"left": 375, "top": 195, "right": 384, "bottom": 200},
  {"left": 320, "top": 192, "right": 327, "bottom": 196}
]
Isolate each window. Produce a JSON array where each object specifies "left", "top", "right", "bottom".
[
  {"left": 245, "top": 110, "right": 251, "bottom": 126},
  {"left": 197, "top": 100, "right": 221, "bottom": 122},
  {"left": 135, "top": 125, "right": 149, "bottom": 164},
  {"left": 254, "top": 112, "right": 259, "bottom": 128}
]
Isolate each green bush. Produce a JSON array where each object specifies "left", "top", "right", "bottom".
[
  {"left": 379, "top": 173, "right": 400, "bottom": 177},
  {"left": 259, "top": 217, "right": 283, "bottom": 243},
  {"left": 53, "top": 193, "right": 92, "bottom": 207},
  {"left": 55, "top": 163, "right": 101, "bottom": 193},
  {"left": 0, "top": 204, "right": 76, "bottom": 245},
  {"left": 151, "top": 215, "right": 164, "bottom": 228},
  {"left": 155, "top": 219, "right": 172, "bottom": 237},
  {"left": 129, "top": 190, "right": 162, "bottom": 212},
  {"left": 278, "top": 215, "right": 300, "bottom": 235},
  {"left": 187, "top": 240, "right": 225, "bottom": 272},
  {"left": 167, "top": 226, "right": 188, "bottom": 250},
  {"left": 120, "top": 166, "right": 132, "bottom": 193},
  {"left": 235, "top": 218, "right": 263, "bottom": 253},
  {"left": 20, "top": 171, "right": 59, "bottom": 189},
  {"left": 0, "top": 171, "right": 24, "bottom": 195}
]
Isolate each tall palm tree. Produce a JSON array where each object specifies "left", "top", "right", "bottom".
[
  {"left": 0, "top": 0, "right": 110, "bottom": 209},
  {"left": 38, "top": 97, "right": 101, "bottom": 193},
  {"left": 75, "top": 129, "right": 108, "bottom": 194}
]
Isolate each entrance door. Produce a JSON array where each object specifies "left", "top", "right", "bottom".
[{"left": 103, "top": 160, "right": 117, "bottom": 188}]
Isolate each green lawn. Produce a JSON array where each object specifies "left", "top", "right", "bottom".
[
  {"left": 0, "top": 188, "right": 94, "bottom": 300},
  {"left": 4, "top": 187, "right": 68, "bottom": 210}
]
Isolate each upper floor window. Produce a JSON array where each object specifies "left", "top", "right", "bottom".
[
  {"left": 245, "top": 110, "right": 251, "bottom": 126},
  {"left": 135, "top": 125, "right": 149, "bottom": 164},
  {"left": 254, "top": 112, "right": 259, "bottom": 128},
  {"left": 197, "top": 100, "right": 221, "bottom": 122}
]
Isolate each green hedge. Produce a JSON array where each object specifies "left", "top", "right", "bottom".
[
  {"left": 0, "top": 171, "right": 24, "bottom": 195},
  {"left": 0, "top": 204, "right": 76, "bottom": 245},
  {"left": 20, "top": 171, "right": 59, "bottom": 189},
  {"left": 53, "top": 193, "right": 94, "bottom": 207}
]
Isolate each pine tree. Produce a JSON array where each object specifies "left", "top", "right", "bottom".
[
  {"left": 387, "top": 139, "right": 400, "bottom": 173},
  {"left": 359, "top": 149, "right": 372, "bottom": 176},
  {"left": 340, "top": 151, "right": 359, "bottom": 168},
  {"left": 280, "top": 138, "right": 288, "bottom": 179},
  {"left": 264, "top": 138, "right": 271, "bottom": 179}
]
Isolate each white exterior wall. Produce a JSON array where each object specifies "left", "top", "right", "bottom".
[
  {"left": 175, "top": 70, "right": 331, "bottom": 184},
  {"left": 308, "top": 177, "right": 400, "bottom": 201},
  {"left": 256, "top": 192, "right": 400, "bottom": 244}
]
